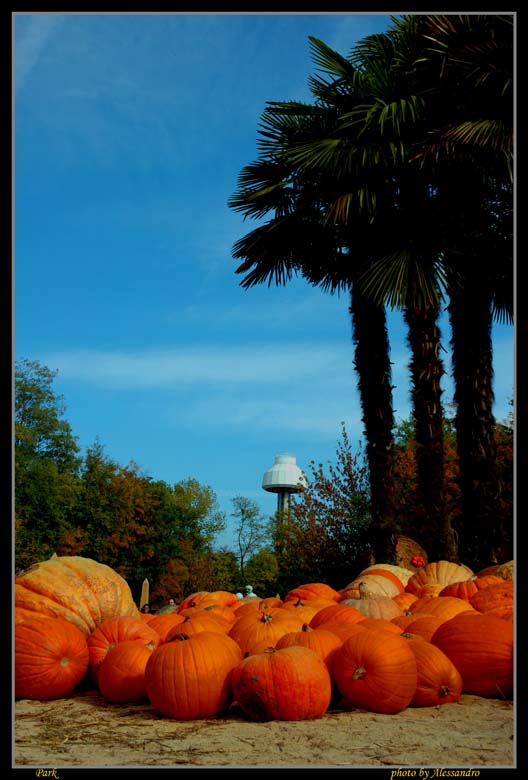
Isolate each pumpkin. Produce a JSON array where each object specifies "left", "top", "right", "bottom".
[
  {"left": 403, "top": 635, "right": 463, "bottom": 707},
  {"left": 392, "top": 592, "right": 418, "bottom": 612},
  {"left": 355, "top": 617, "right": 403, "bottom": 635},
  {"left": 333, "top": 629, "right": 417, "bottom": 714},
  {"left": 283, "top": 582, "right": 341, "bottom": 603},
  {"left": 177, "top": 590, "right": 239, "bottom": 611},
  {"left": 97, "top": 640, "right": 153, "bottom": 703},
  {"left": 165, "top": 612, "right": 230, "bottom": 640},
  {"left": 147, "top": 612, "right": 186, "bottom": 642},
  {"left": 145, "top": 631, "right": 242, "bottom": 719},
  {"left": 228, "top": 610, "right": 305, "bottom": 656},
  {"left": 281, "top": 600, "right": 323, "bottom": 624},
  {"left": 177, "top": 603, "right": 237, "bottom": 626},
  {"left": 439, "top": 575, "right": 503, "bottom": 601},
  {"left": 358, "top": 563, "right": 414, "bottom": 587},
  {"left": 469, "top": 581, "right": 514, "bottom": 614},
  {"left": 15, "top": 555, "right": 139, "bottom": 636},
  {"left": 340, "top": 594, "right": 403, "bottom": 621},
  {"left": 339, "top": 574, "right": 401, "bottom": 600},
  {"left": 404, "top": 615, "right": 445, "bottom": 642},
  {"left": 275, "top": 624, "right": 342, "bottom": 674},
  {"left": 15, "top": 616, "right": 89, "bottom": 700},
  {"left": 231, "top": 646, "right": 332, "bottom": 721},
  {"left": 86, "top": 616, "right": 160, "bottom": 682},
  {"left": 431, "top": 612, "right": 513, "bottom": 698},
  {"left": 405, "top": 561, "right": 474, "bottom": 596},
  {"left": 309, "top": 603, "right": 365, "bottom": 630},
  {"left": 407, "top": 596, "right": 475, "bottom": 622}
]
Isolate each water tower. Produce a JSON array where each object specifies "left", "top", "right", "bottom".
[{"left": 262, "top": 453, "right": 306, "bottom": 515}]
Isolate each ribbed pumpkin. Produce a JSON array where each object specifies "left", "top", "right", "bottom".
[
  {"left": 392, "top": 592, "right": 418, "bottom": 612},
  {"left": 356, "top": 617, "right": 404, "bottom": 635},
  {"left": 15, "top": 555, "right": 139, "bottom": 636},
  {"left": 86, "top": 616, "right": 160, "bottom": 682},
  {"left": 275, "top": 624, "right": 343, "bottom": 673},
  {"left": 333, "top": 629, "right": 417, "bottom": 714},
  {"left": 439, "top": 575, "right": 503, "bottom": 601},
  {"left": 166, "top": 612, "right": 230, "bottom": 640},
  {"left": 145, "top": 631, "right": 242, "bottom": 719},
  {"left": 177, "top": 590, "right": 239, "bottom": 611},
  {"left": 431, "top": 612, "right": 513, "bottom": 698},
  {"left": 15, "top": 616, "right": 89, "bottom": 700},
  {"left": 403, "top": 635, "right": 463, "bottom": 707},
  {"left": 147, "top": 612, "right": 186, "bottom": 642},
  {"left": 358, "top": 563, "right": 414, "bottom": 588},
  {"left": 340, "top": 592, "right": 403, "bottom": 621},
  {"left": 404, "top": 615, "right": 445, "bottom": 642},
  {"left": 97, "top": 640, "right": 153, "bottom": 703},
  {"left": 309, "top": 603, "right": 365, "bottom": 630},
  {"left": 231, "top": 646, "right": 332, "bottom": 721},
  {"left": 405, "top": 561, "right": 474, "bottom": 596},
  {"left": 469, "top": 581, "right": 514, "bottom": 614},
  {"left": 339, "top": 574, "right": 401, "bottom": 600},
  {"left": 407, "top": 595, "right": 476, "bottom": 622},
  {"left": 228, "top": 610, "right": 305, "bottom": 655},
  {"left": 281, "top": 599, "right": 324, "bottom": 624},
  {"left": 178, "top": 603, "right": 237, "bottom": 626},
  {"left": 283, "top": 582, "right": 341, "bottom": 603}
]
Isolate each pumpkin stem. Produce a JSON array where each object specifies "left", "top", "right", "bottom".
[
  {"left": 301, "top": 623, "right": 311, "bottom": 633},
  {"left": 260, "top": 613, "right": 273, "bottom": 624},
  {"left": 352, "top": 665, "right": 367, "bottom": 681},
  {"left": 440, "top": 685, "right": 450, "bottom": 697},
  {"left": 169, "top": 633, "right": 190, "bottom": 642}
]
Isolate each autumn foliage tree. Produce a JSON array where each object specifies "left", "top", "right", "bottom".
[{"left": 274, "top": 423, "right": 372, "bottom": 593}]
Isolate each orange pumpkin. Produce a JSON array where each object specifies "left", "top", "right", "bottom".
[
  {"left": 439, "top": 575, "right": 503, "bottom": 601},
  {"left": 97, "top": 640, "right": 153, "bottom": 703},
  {"left": 283, "top": 582, "right": 341, "bottom": 603},
  {"left": 340, "top": 594, "right": 403, "bottom": 621},
  {"left": 177, "top": 590, "right": 239, "bottom": 611},
  {"left": 275, "top": 624, "right": 342, "bottom": 674},
  {"left": 145, "top": 631, "right": 242, "bottom": 719},
  {"left": 228, "top": 610, "right": 305, "bottom": 656},
  {"left": 469, "top": 581, "right": 514, "bottom": 614},
  {"left": 333, "top": 629, "right": 417, "bottom": 714},
  {"left": 15, "top": 616, "right": 89, "bottom": 700},
  {"left": 86, "top": 616, "right": 160, "bottom": 682},
  {"left": 404, "top": 615, "right": 445, "bottom": 642},
  {"left": 392, "top": 592, "right": 418, "bottom": 612},
  {"left": 309, "top": 603, "right": 365, "bottom": 630},
  {"left": 14, "top": 555, "right": 140, "bottom": 636},
  {"left": 231, "top": 646, "right": 332, "bottom": 721},
  {"left": 147, "top": 612, "right": 186, "bottom": 642},
  {"left": 431, "top": 612, "right": 513, "bottom": 698},
  {"left": 407, "top": 595, "right": 475, "bottom": 622},
  {"left": 403, "top": 635, "right": 463, "bottom": 707}
]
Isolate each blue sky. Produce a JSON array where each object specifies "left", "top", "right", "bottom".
[{"left": 14, "top": 12, "right": 514, "bottom": 550}]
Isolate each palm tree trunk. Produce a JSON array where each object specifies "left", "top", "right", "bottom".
[
  {"left": 404, "top": 303, "right": 458, "bottom": 561},
  {"left": 448, "top": 283, "right": 504, "bottom": 570},
  {"left": 350, "top": 287, "right": 397, "bottom": 563}
]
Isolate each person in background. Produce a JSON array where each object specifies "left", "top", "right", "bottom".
[
  {"left": 244, "top": 584, "right": 259, "bottom": 599},
  {"left": 140, "top": 604, "right": 151, "bottom": 614},
  {"left": 235, "top": 590, "right": 244, "bottom": 599}
]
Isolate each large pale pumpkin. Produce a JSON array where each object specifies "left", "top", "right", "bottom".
[
  {"left": 15, "top": 555, "right": 139, "bottom": 636},
  {"left": 405, "top": 561, "right": 474, "bottom": 596},
  {"left": 15, "top": 616, "right": 89, "bottom": 700}
]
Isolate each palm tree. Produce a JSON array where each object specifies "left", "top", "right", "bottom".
[{"left": 407, "top": 14, "right": 514, "bottom": 567}]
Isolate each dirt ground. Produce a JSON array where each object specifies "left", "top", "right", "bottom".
[{"left": 13, "top": 690, "right": 515, "bottom": 769}]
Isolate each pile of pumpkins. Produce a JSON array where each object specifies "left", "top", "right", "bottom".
[{"left": 14, "top": 555, "right": 514, "bottom": 721}]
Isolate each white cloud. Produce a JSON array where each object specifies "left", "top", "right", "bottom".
[
  {"left": 15, "top": 14, "right": 65, "bottom": 92},
  {"left": 42, "top": 343, "right": 350, "bottom": 389}
]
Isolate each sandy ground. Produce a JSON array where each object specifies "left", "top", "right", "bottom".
[{"left": 13, "top": 689, "right": 515, "bottom": 769}]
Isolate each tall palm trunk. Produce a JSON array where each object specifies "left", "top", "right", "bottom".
[
  {"left": 448, "top": 281, "right": 504, "bottom": 570},
  {"left": 404, "top": 303, "right": 458, "bottom": 561},
  {"left": 350, "top": 286, "right": 397, "bottom": 563}
]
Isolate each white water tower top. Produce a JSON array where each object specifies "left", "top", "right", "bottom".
[{"left": 262, "top": 453, "right": 306, "bottom": 494}]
